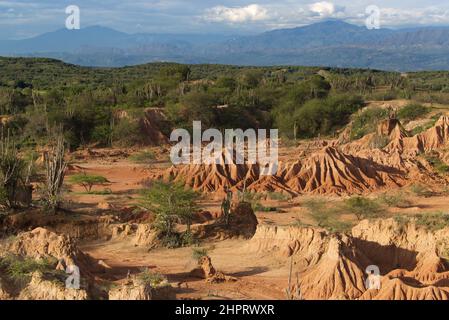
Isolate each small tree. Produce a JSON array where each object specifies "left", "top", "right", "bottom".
[
  {"left": 44, "top": 134, "right": 67, "bottom": 212},
  {"left": 142, "top": 181, "right": 199, "bottom": 241},
  {"left": 0, "top": 131, "right": 26, "bottom": 209},
  {"left": 344, "top": 196, "right": 382, "bottom": 221},
  {"left": 69, "top": 173, "right": 109, "bottom": 193}
]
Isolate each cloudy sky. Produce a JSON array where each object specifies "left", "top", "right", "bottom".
[{"left": 0, "top": 0, "right": 448, "bottom": 39}]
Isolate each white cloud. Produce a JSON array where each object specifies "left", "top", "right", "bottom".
[
  {"left": 309, "top": 1, "right": 336, "bottom": 17},
  {"left": 204, "top": 4, "right": 269, "bottom": 23}
]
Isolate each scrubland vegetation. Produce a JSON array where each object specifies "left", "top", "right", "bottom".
[{"left": 2, "top": 57, "right": 449, "bottom": 152}]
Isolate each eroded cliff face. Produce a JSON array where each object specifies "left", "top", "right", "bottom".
[
  {"left": 154, "top": 116, "right": 449, "bottom": 197},
  {"left": 0, "top": 227, "right": 175, "bottom": 300},
  {"left": 248, "top": 218, "right": 449, "bottom": 300}
]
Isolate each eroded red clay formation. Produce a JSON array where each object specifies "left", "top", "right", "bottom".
[
  {"left": 248, "top": 218, "right": 449, "bottom": 300},
  {"left": 155, "top": 116, "right": 449, "bottom": 195}
]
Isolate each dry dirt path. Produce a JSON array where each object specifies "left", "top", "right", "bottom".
[{"left": 81, "top": 238, "right": 289, "bottom": 300}]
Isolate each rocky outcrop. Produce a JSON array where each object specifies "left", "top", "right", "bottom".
[
  {"left": 248, "top": 219, "right": 449, "bottom": 300},
  {"left": 190, "top": 256, "right": 237, "bottom": 284},
  {"left": 17, "top": 272, "right": 88, "bottom": 300},
  {"left": 387, "top": 116, "right": 449, "bottom": 155},
  {"left": 248, "top": 224, "right": 327, "bottom": 260},
  {"left": 283, "top": 147, "right": 405, "bottom": 195},
  {"left": 109, "top": 277, "right": 174, "bottom": 300},
  {"left": 7, "top": 228, "right": 98, "bottom": 275},
  {"left": 193, "top": 202, "right": 258, "bottom": 240},
  {"left": 298, "top": 236, "right": 369, "bottom": 300},
  {"left": 159, "top": 145, "right": 406, "bottom": 196},
  {"left": 132, "top": 224, "right": 159, "bottom": 247}
]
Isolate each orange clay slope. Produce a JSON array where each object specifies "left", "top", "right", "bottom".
[
  {"left": 153, "top": 116, "right": 449, "bottom": 195},
  {"left": 247, "top": 218, "right": 449, "bottom": 300}
]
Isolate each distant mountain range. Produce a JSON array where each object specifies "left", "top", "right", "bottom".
[{"left": 2, "top": 20, "right": 449, "bottom": 71}]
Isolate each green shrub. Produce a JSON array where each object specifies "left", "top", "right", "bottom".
[
  {"left": 344, "top": 196, "right": 384, "bottom": 221},
  {"left": 367, "top": 90, "right": 399, "bottom": 101},
  {"left": 69, "top": 173, "right": 109, "bottom": 193},
  {"left": 253, "top": 202, "right": 277, "bottom": 212},
  {"left": 89, "top": 188, "right": 113, "bottom": 195},
  {"left": 267, "top": 192, "right": 292, "bottom": 201},
  {"left": 424, "top": 154, "right": 449, "bottom": 175},
  {"left": 129, "top": 150, "right": 156, "bottom": 163},
  {"left": 0, "top": 133, "right": 28, "bottom": 209},
  {"left": 302, "top": 198, "right": 353, "bottom": 233},
  {"left": 112, "top": 118, "right": 142, "bottom": 147},
  {"left": 393, "top": 215, "right": 410, "bottom": 229},
  {"left": 138, "top": 268, "right": 166, "bottom": 287},
  {"left": 91, "top": 124, "right": 112, "bottom": 147},
  {"left": 293, "top": 95, "right": 364, "bottom": 138},
  {"left": 415, "top": 212, "right": 449, "bottom": 232},
  {"left": 410, "top": 184, "right": 434, "bottom": 197},
  {"left": 397, "top": 103, "right": 430, "bottom": 122},
  {"left": 0, "top": 255, "right": 59, "bottom": 285},
  {"left": 350, "top": 108, "right": 389, "bottom": 140},
  {"left": 142, "top": 181, "right": 200, "bottom": 247},
  {"left": 378, "top": 192, "right": 412, "bottom": 208},
  {"left": 192, "top": 248, "right": 208, "bottom": 261}
]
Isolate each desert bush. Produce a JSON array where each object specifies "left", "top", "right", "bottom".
[
  {"left": 393, "top": 215, "right": 410, "bottom": 229},
  {"left": 367, "top": 90, "right": 399, "bottom": 101},
  {"left": 414, "top": 212, "right": 449, "bottom": 232},
  {"left": 267, "top": 192, "right": 292, "bottom": 201},
  {"left": 0, "top": 254, "right": 59, "bottom": 285},
  {"left": 378, "top": 192, "right": 412, "bottom": 208},
  {"left": 410, "top": 184, "right": 433, "bottom": 197},
  {"left": 91, "top": 124, "right": 112, "bottom": 147},
  {"left": 142, "top": 181, "right": 200, "bottom": 245},
  {"left": 410, "top": 113, "right": 441, "bottom": 135},
  {"left": 292, "top": 95, "right": 364, "bottom": 138},
  {"left": 411, "top": 123, "right": 432, "bottom": 135},
  {"left": 302, "top": 198, "right": 326, "bottom": 215},
  {"left": 89, "top": 188, "right": 113, "bottom": 195},
  {"left": 397, "top": 103, "right": 430, "bottom": 122},
  {"left": 350, "top": 107, "right": 389, "bottom": 140},
  {"left": 192, "top": 248, "right": 208, "bottom": 261},
  {"left": 252, "top": 202, "right": 277, "bottom": 212},
  {"left": 302, "top": 198, "right": 352, "bottom": 233},
  {"left": 129, "top": 150, "right": 156, "bottom": 163},
  {"left": 343, "top": 196, "right": 384, "bottom": 221},
  {"left": 112, "top": 117, "right": 142, "bottom": 147},
  {"left": 0, "top": 132, "right": 29, "bottom": 209},
  {"left": 137, "top": 268, "right": 167, "bottom": 287},
  {"left": 69, "top": 173, "right": 109, "bottom": 193},
  {"left": 239, "top": 192, "right": 266, "bottom": 211},
  {"left": 424, "top": 154, "right": 449, "bottom": 175}
]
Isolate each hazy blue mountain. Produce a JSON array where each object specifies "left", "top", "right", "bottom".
[
  {"left": 222, "top": 21, "right": 394, "bottom": 51},
  {"left": 1, "top": 21, "right": 449, "bottom": 70}
]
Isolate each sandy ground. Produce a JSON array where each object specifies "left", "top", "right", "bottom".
[
  {"left": 81, "top": 238, "right": 288, "bottom": 300},
  {"left": 65, "top": 147, "right": 449, "bottom": 300}
]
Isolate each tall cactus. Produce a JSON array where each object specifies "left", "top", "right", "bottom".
[{"left": 44, "top": 134, "right": 67, "bottom": 212}]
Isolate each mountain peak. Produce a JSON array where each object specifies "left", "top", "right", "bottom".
[{"left": 0, "top": 21, "right": 448, "bottom": 70}]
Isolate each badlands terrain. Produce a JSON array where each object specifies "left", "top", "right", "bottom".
[{"left": 2, "top": 99, "right": 449, "bottom": 300}]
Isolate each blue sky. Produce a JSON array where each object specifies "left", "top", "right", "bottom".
[{"left": 0, "top": 0, "right": 448, "bottom": 39}]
